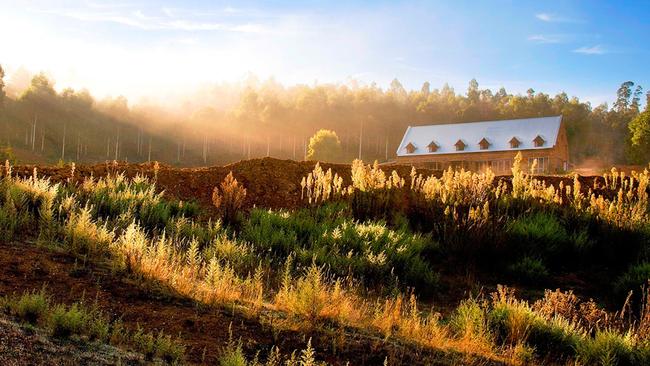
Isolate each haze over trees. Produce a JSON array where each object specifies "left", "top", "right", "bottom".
[{"left": 0, "top": 64, "right": 648, "bottom": 167}]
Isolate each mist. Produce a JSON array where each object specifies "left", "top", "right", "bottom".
[{"left": 1, "top": 67, "right": 646, "bottom": 168}]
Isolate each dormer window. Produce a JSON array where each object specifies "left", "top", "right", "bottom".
[
  {"left": 533, "top": 135, "right": 545, "bottom": 147},
  {"left": 455, "top": 139, "right": 466, "bottom": 151},
  {"left": 427, "top": 141, "right": 439, "bottom": 153},
  {"left": 509, "top": 137, "right": 521, "bottom": 149},
  {"left": 478, "top": 138, "right": 490, "bottom": 150},
  {"left": 405, "top": 142, "right": 416, "bottom": 154}
]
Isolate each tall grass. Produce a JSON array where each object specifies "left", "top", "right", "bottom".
[{"left": 3, "top": 159, "right": 650, "bottom": 364}]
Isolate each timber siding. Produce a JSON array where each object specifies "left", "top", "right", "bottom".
[{"left": 396, "top": 116, "right": 569, "bottom": 174}]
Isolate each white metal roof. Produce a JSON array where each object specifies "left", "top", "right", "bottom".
[{"left": 396, "top": 116, "right": 562, "bottom": 157}]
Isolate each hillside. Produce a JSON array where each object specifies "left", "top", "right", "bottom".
[{"left": 2, "top": 157, "right": 650, "bottom": 365}]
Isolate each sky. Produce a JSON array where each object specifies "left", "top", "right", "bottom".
[{"left": 0, "top": 0, "right": 648, "bottom": 106}]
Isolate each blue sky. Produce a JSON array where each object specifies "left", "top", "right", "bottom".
[{"left": 0, "top": 0, "right": 648, "bottom": 106}]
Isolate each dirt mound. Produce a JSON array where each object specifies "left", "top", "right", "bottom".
[
  {"left": 9, "top": 158, "right": 424, "bottom": 210},
  {"left": 10, "top": 157, "right": 608, "bottom": 211}
]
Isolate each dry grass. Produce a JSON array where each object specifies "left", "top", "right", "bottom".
[{"left": 4, "top": 158, "right": 650, "bottom": 365}]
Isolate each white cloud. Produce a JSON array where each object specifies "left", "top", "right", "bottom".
[
  {"left": 573, "top": 45, "right": 607, "bottom": 55},
  {"left": 535, "top": 13, "right": 580, "bottom": 23},
  {"left": 527, "top": 34, "right": 564, "bottom": 44}
]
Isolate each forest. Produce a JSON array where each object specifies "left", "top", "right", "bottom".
[{"left": 1, "top": 64, "right": 649, "bottom": 167}]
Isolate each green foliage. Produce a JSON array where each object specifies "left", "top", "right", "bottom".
[
  {"left": 628, "top": 111, "right": 650, "bottom": 163},
  {"left": 0, "top": 74, "right": 645, "bottom": 165},
  {"left": 615, "top": 262, "right": 650, "bottom": 296},
  {"left": 449, "top": 298, "right": 491, "bottom": 343},
  {"left": 505, "top": 212, "right": 590, "bottom": 267},
  {"left": 2, "top": 288, "right": 184, "bottom": 362},
  {"left": 307, "top": 129, "right": 342, "bottom": 162},
  {"left": 242, "top": 205, "right": 439, "bottom": 293},
  {"left": 219, "top": 339, "right": 248, "bottom": 366},
  {"left": 4, "top": 288, "right": 50, "bottom": 325},
  {"left": 130, "top": 326, "right": 185, "bottom": 363},
  {"left": 50, "top": 303, "right": 86, "bottom": 338},
  {"left": 508, "top": 256, "right": 549, "bottom": 285},
  {"left": 0, "top": 145, "right": 15, "bottom": 164},
  {"left": 576, "top": 330, "right": 639, "bottom": 366}
]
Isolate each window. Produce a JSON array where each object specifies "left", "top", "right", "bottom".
[
  {"left": 490, "top": 159, "right": 513, "bottom": 174},
  {"left": 528, "top": 157, "right": 549, "bottom": 174},
  {"left": 455, "top": 139, "right": 466, "bottom": 151},
  {"left": 405, "top": 142, "right": 416, "bottom": 154},
  {"left": 477, "top": 161, "right": 490, "bottom": 171},
  {"left": 509, "top": 137, "right": 521, "bottom": 148},
  {"left": 533, "top": 135, "right": 545, "bottom": 147},
  {"left": 425, "top": 161, "right": 443, "bottom": 170},
  {"left": 427, "top": 141, "right": 439, "bottom": 153},
  {"left": 479, "top": 138, "right": 490, "bottom": 150}
]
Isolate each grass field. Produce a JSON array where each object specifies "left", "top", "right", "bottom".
[{"left": 1, "top": 155, "right": 649, "bottom": 365}]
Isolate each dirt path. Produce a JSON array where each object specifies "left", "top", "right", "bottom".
[{"left": 0, "top": 241, "right": 506, "bottom": 366}]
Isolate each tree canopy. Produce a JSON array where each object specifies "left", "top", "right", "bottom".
[
  {"left": 0, "top": 68, "right": 647, "bottom": 166},
  {"left": 628, "top": 111, "right": 650, "bottom": 164},
  {"left": 307, "top": 130, "right": 342, "bottom": 162}
]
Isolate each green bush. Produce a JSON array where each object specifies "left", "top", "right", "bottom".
[
  {"left": 576, "top": 330, "right": 638, "bottom": 366},
  {"left": 508, "top": 256, "right": 549, "bottom": 285},
  {"left": 505, "top": 212, "right": 589, "bottom": 267},
  {"left": 614, "top": 262, "right": 650, "bottom": 297},
  {"left": 241, "top": 205, "right": 439, "bottom": 294},
  {"left": 154, "top": 330, "right": 186, "bottom": 364},
  {"left": 449, "top": 298, "right": 491, "bottom": 343},
  {"left": 526, "top": 317, "right": 582, "bottom": 361},
  {"left": 50, "top": 303, "right": 87, "bottom": 338},
  {"left": 488, "top": 299, "right": 583, "bottom": 362},
  {"left": 7, "top": 288, "right": 50, "bottom": 325}
]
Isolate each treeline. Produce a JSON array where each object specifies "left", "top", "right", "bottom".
[{"left": 0, "top": 64, "right": 648, "bottom": 166}]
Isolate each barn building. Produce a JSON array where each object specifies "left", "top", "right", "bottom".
[{"left": 395, "top": 116, "right": 569, "bottom": 174}]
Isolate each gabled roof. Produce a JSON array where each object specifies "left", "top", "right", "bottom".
[
  {"left": 396, "top": 116, "right": 562, "bottom": 157},
  {"left": 455, "top": 139, "right": 466, "bottom": 148},
  {"left": 404, "top": 142, "right": 416, "bottom": 152},
  {"left": 478, "top": 138, "right": 490, "bottom": 148},
  {"left": 427, "top": 141, "right": 439, "bottom": 152}
]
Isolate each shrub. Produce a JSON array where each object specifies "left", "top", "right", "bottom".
[
  {"left": 615, "top": 262, "right": 650, "bottom": 298},
  {"left": 505, "top": 212, "right": 589, "bottom": 267},
  {"left": 50, "top": 303, "right": 86, "bottom": 338},
  {"left": 576, "top": 330, "right": 636, "bottom": 366},
  {"left": 275, "top": 260, "right": 362, "bottom": 325},
  {"left": 449, "top": 298, "right": 492, "bottom": 347},
  {"left": 132, "top": 326, "right": 156, "bottom": 359},
  {"left": 508, "top": 256, "right": 549, "bottom": 285},
  {"left": 219, "top": 340, "right": 247, "bottom": 366},
  {"left": 241, "top": 206, "right": 439, "bottom": 294},
  {"left": 212, "top": 172, "right": 247, "bottom": 225},
  {"left": 7, "top": 288, "right": 50, "bottom": 325},
  {"left": 526, "top": 316, "right": 582, "bottom": 360},
  {"left": 154, "top": 330, "right": 186, "bottom": 364}
]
